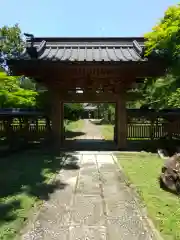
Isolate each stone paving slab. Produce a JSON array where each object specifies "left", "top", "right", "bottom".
[
  {"left": 105, "top": 198, "right": 138, "bottom": 218},
  {"left": 21, "top": 152, "right": 157, "bottom": 240},
  {"left": 96, "top": 154, "right": 114, "bottom": 164},
  {"left": 106, "top": 220, "right": 152, "bottom": 240},
  {"left": 76, "top": 176, "right": 101, "bottom": 195},
  {"left": 71, "top": 194, "right": 105, "bottom": 226},
  {"left": 81, "top": 153, "right": 97, "bottom": 165},
  {"left": 70, "top": 226, "right": 106, "bottom": 240}
]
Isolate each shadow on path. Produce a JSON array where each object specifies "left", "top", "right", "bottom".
[
  {"left": 65, "top": 130, "right": 85, "bottom": 139},
  {"left": 0, "top": 148, "right": 79, "bottom": 226},
  {"left": 64, "top": 139, "right": 117, "bottom": 151}
]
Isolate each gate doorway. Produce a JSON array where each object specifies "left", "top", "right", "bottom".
[{"left": 63, "top": 103, "right": 116, "bottom": 150}]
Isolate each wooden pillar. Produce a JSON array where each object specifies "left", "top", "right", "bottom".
[
  {"left": 59, "top": 101, "right": 64, "bottom": 143},
  {"left": 51, "top": 92, "right": 64, "bottom": 147},
  {"left": 116, "top": 92, "right": 127, "bottom": 150},
  {"left": 114, "top": 104, "right": 117, "bottom": 143}
]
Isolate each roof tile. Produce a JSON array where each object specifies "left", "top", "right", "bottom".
[{"left": 15, "top": 37, "right": 147, "bottom": 62}]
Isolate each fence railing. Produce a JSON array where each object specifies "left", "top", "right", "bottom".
[
  {"left": 0, "top": 110, "right": 51, "bottom": 148},
  {"left": 0, "top": 109, "right": 180, "bottom": 147},
  {"left": 127, "top": 109, "right": 180, "bottom": 140}
]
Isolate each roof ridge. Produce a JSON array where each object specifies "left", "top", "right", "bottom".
[{"left": 26, "top": 36, "right": 145, "bottom": 43}]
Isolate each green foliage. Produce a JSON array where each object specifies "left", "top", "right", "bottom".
[
  {"left": 138, "top": 4, "right": 180, "bottom": 109},
  {"left": 0, "top": 24, "right": 39, "bottom": 108},
  {"left": 64, "top": 103, "right": 83, "bottom": 120},
  {"left": 0, "top": 24, "right": 23, "bottom": 57},
  {"left": 138, "top": 75, "right": 179, "bottom": 109},
  {"left": 20, "top": 77, "right": 36, "bottom": 90},
  {"left": 167, "top": 88, "right": 180, "bottom": 108},
  {"left": 145, "top": 4, "right": 180, "bottom": 74},
  {"left": 0, "top": 72, "right": 37, "bottom": 108}
]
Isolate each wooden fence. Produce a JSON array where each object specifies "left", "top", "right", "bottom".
[
  {"left": 0, "top": 110, "right": 51, "bottom": 151},
  {"left": 127, "top": 109, "right": 180, "bottom": 140},
  {"left": 1, "top": 109, "right": 180, "bottom": 150}
]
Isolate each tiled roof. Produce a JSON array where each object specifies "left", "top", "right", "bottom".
[{"left": 12, "top": 36, "right": 147, "bottom": 62}]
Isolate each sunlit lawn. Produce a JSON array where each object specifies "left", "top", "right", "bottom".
[
  {"left": 65, "top": 119, "right": 84, "bottom": 132},
  {"left": 65, "top": 119, "right": 85, "bottom": 139},
  {"left": 98, "top": 124, "right": 114, "bottom": 140},
  {"left": 115, "top": 152, "right": 180, "bottom": 240}
]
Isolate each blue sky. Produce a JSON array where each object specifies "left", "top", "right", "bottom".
[{"left": 0, "top": 0, "right": 179, "bottom": 37}]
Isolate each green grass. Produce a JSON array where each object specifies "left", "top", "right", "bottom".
[
  {"left": 99, "top": 124, "right": 114, "bottom": 140},
  {"left": 65, "top": 119, "right": 84, "bottom": 132},
  {"left": 0, "top": 149, "right": 67, "bottom": 240},
  {"left": 65, "top": 119, "right": 85, "bottom": 140},
  {"left": 115, "top": 152, "right": 180, "bottom": 240}
]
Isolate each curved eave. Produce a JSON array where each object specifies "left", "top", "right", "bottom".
[
  {"left": 7, "top": 58, "right": 167, "bottom": 80},
  {"left": 7, "top": 57, "right": 167, "bottom": 68},
  {"left": 7, "top": 58, "right": 149, "bottom": 65}
]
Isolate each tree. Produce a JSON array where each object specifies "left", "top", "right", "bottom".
[
  {"left": 19, "top": 77, "right": 36, "bottom": 90},
  {"left": 136, "top": 4, "right": 180, "bottom": 109},
  {"left": 137, "top": 75, "right": 178, "bottom": 109},
  {"left": 64, "top": 103, "right": 84, "bottom": 120},
  {"left": 0, "top": 24, "right": 23, "bottom": 61},
  {"left": 145, "top": 4, "right": 180, "bottom": 75},
  {"left": 0, "top": 25, "right": 39, "bottom": 108},
  {"left": 0, "top": 71, "right": 37, "bottom": 108},
  {"left": 167, "top": 88, "right": 180, "bottom": 108}
]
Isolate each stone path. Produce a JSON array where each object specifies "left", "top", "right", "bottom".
[
  {"left": 74, "top": 119, "right": 104, "bottom": 140},
  {"left": 21, "top": 152, "right": 155, "bottom": 240}
]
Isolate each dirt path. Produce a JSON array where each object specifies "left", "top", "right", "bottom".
[{"left": 21, "top": 152, "right": 156, "bottom": 240}]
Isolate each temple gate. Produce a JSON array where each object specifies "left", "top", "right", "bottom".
[{"left": 7, "top": 36, "right": 166, "bottom": 150}]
